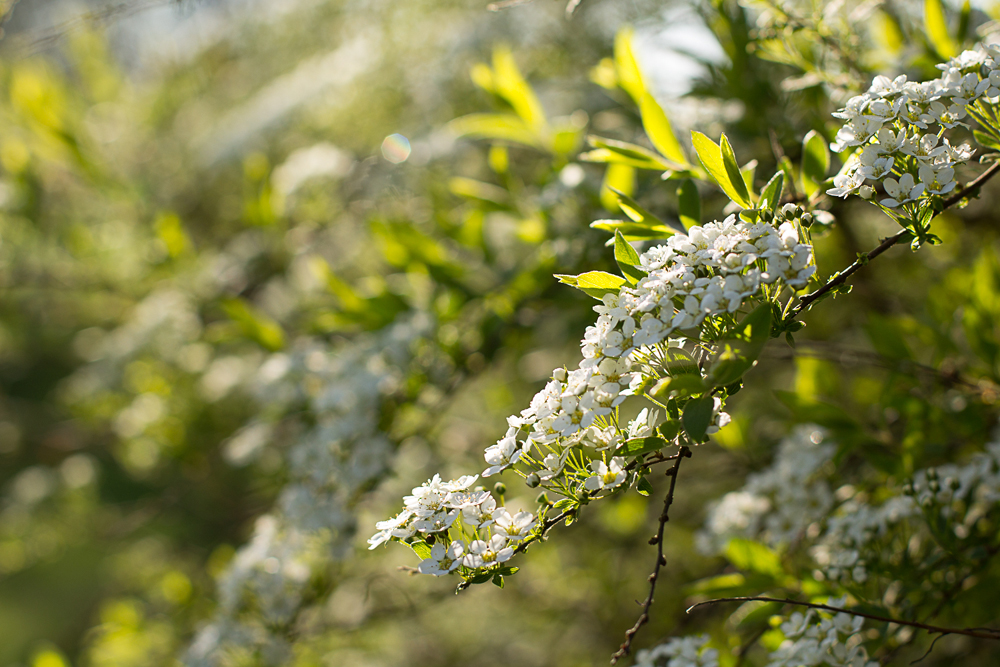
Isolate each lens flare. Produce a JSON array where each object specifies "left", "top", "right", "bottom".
[{"left": 381, "top": 133, "right": 411, "bottom": 163}]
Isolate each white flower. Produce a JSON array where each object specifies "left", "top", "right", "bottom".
[
  {"left": 462, "top": 534, "right": 514, "bottom": 568},
  {"left": 483, "top": 434, "right": 522, "bottom": 477},
  {"left": 826, "top": 168, "right": 866, "bottom": 198},
  {"left": 492, "top": 508, "right": 536, "bottom": 541},
  {"left": 584, "top": 457, "right": 626, "bottom": 492},
  {"left": 918, "top": 164, "right": 956, "bottom": 195},
  {"left": 417, "top": 541, "right": 465, "bottom": 576},
  {"left": 880, "top": 173, "right": 924, "bottom": 207},
  {"left": 461, "top": 491, "right": 498, "bottom": 527}
]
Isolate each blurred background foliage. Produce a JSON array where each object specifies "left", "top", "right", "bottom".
[{"left": 2, "top": 0, "right": 1000, "bottom": 665}]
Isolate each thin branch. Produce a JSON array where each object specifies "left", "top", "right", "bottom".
[
  {"left": 610, "top": 446, "right": 692, "bottom": 664},
  {"left": 512, "top": 505, "right": 577, "bottom": 556},
  {"left": 789, "top": 161, "right": 1000, "bottom": 319},
  {"left": 686, "top": 596, "right": 1000, "bottom": 641}
]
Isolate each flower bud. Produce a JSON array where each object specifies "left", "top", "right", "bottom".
[
  {"left": 493, "top": 482, "right": 507, "bottom": 497},
  {"left": 860, "top": 185, "right": 875, "bottom": 199},
  {"left": 525, "top": 473, "right": 540, "bottom": 488}
]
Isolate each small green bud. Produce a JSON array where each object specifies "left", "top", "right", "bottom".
[
  {"left": 525, "top": 473, "right": 540, "bottom": 488},
  {"left": 493, "top": 482, "right": 507, "bottom": 497}
]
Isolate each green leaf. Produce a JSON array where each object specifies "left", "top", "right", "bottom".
[
  {"left": 557, "top": 271, "right": 627, "bottom": 300},
  {"left": 491, "top": 573, "right": 505, "bottom": 588},
  {"left": 590, "top": 219, "right": 677, "bottom": 241},
  {"left": 492, "top": 45, "right": 548, "bottom": 134},
  {"left": 496, "top": 566, "right": 520, "bottom": 576},
  {"left": 682, "top": 394, "right": 715, "bottom": 442},
  {"left": 721, "top": 135, "right": 752, "bottom": 206},
  {"left": 448, "top": 177, "right": 510, "bottom": 205},
  {"left": 610, "top": 188, "right": 667, "bottom": 227},
  {"left": 651, "top": 375, "right": 707, "bottom": 400},
  {"left": 724, "top": 538, "right": 783, "bottom": 578},
  {"left": 685, "top": 572, "right": 750, "bottom": 596},
  {"left": 639, "top": 92, "right": 688, "bottom": 166},
  {"left": 973, "top": 130, "right": 1000, "bottom": 151},
  {"left": 636, "top": 476, "right": 653, "bottom": 497},
  {"left": 447, "top": 113, "right": 541, "bottom": 148},
  {"left": 619, "top": 436, "right": 668, "bottom": 457},
  {"left": 925, "top": 0, "right": 956, "bottom": 59},
  {"left": 601, "top": 163, "right": 636, "bottom": 212},
  {"left": 691, "top": 131, "right": 751, "bottom": 208},
  {"left": 704, "top": 303, "right": 772, "bottom": 387},
  {"left": 676, "top": 178, "right": 701, "bottom": 230},
  {"left": 579, "top": 147, "right": 669, "bottom": 171},
  {"left": 222, "top": 298, "right": 286, "bottom": 351},
  {"left": 759, "top": 171, "right": 784, "bottom": 213},
  {"left": 662, "top": 347, "right": 701, "bottom": 376},
  {"left": 583, "top": 136, "right": 678, "bottom": 170},
  {"left": 409, "top": 541, "right": 433, "bottom": 560},
  {"left": 800, "top": 130, "right": 830, "bottom": 199},
  {"left": 614, "top": 27, "right": 645, "bottom": 105},
  {"left": 614, "top": 230, "right": 646, "bottom": 285},
  {"left": 740, "top": 159, "right": 757, "bottom": 198}
]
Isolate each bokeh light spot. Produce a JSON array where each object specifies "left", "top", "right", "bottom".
[{"left": 381, "top": 133, "right": 411, "bottom": 163}]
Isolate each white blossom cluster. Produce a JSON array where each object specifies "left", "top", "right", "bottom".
[
  {"left": 632, "top": 634, "right": 719, "bottom": 667},
  {"left": 697, "top": 426, "right": 835, "bottom": 554},
  {"left": 700, "top": 426, "right": 1000, "bottom": 586},
  {"left": 367, "top": 472, "right": 538, "bottom": 576},
  {"left": 374, "top": 215, "right": 815, "bottom": 580},
  {"left": 188, "top": 317, "right": 426, "bottom": 665},
  {"left": 635, "top": 600, "right": 876, "bottom": 667},
  {"left": 765, "top": 602, "right": 877, "bottom": 667},
  {"left": 825, "top": 47, "right": 1000, "bottom": 208}
]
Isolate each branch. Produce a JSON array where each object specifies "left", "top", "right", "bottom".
[
  {"left": 789, "top": 160, "right": 1000, "bottom": 319},
  {"left": 512, "top": 505, "right": 578, "bottom": 556},
  {"left": 686, "top": 596, "right": 1000, "bottom": 642},
  {"left": 610, "top": 446, "right": 692, "bottom": 664}
]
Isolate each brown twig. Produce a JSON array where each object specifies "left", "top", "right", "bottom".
[
  {"left": 610, "top": 446, "right": 692, "bottom": 664},
  {"left": 789, "top": 160, "right": 1000, "bottom": 319},
  {"left": 686, "top": 596, "right": 1000, "bottom": 641}
]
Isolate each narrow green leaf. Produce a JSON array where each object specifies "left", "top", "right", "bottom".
[
  {"left": 800, "top": 130, "right": 830, "bottom": 198},
  {"left": 590, "top": 219, "right": 677, "bottom": 241},
  {"left": 619, "top": 436, "right": 668, "bottom": 457},
  {"left": 610, "top": 187, "right": 666, "bottom": 227},
  {"left": 614, "top": 27, "right": 645, "bottom": 105},
  {"left": 721, "top": 134, "right": 752, "bottom": 206},
  {"left": 491, "top": 573, "right": 505, "bottom": 588},
  {"left": 925, "top": 0, "right": 956, "bottom": 59},
  {"left": 448, "top": 177, "right": 510, "bottom": 205},
  {"left": 759, "top": 171, "right": 784, "bottom": 213},
  {"left": 682, "top": 394, "right": 715, "bottom": 442},
  {"left": 958, "top": 0, "right": 972, "bottom": 43},
  {"left": 447, "top": 113, "right": 541, "bottom": 148},
  {"left": 676, "top": 178, "right": 701, "bottom": 230},
  {"left": 614, "top": 230, "right": 646, "bottom": 285},
  {"left": 740, "top": 159, "right": 757, "bottom": 199},
  {"left": 601, "top": 163, "right": 635, "bottom": 212},
  {"left": 492, "top": 45, "right": 548, "bottom": 134},
  {"left": 585, "top": 135, "right": 679, "bottom": 170},
  {"left": 639, "top": 92, "right": 688, "bottom": 166},
  {"left": 691, "top": 131, "right": 750, "bottom": 208}
]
